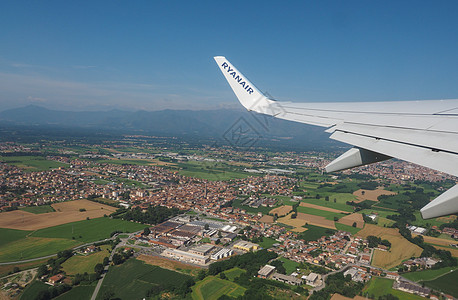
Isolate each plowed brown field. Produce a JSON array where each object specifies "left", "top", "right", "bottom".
[{"left": 0, "top": 200, "right": 117, "bottom": 230}]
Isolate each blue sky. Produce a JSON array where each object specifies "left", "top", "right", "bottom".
[{"left": 1, "top": 1, "right": 458, "bottom": 111}]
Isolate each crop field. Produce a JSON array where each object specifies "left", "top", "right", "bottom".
[
  {"left": 97, "top": 258, "right": 192, "bottom": 300},
  {"left": 137, "top": 254, "right": 201, "bottom": 276},
  {"left": 296, "top": 212, "right": 336, "bottom": 229},
  {"left": 223, "top": 267, "right": 246, "bottom": 281},
  {"left": 357, "top": 224, "right": 422, "bottom": 269},
  {"left": 0, "top": 200, "right": 117, "bottom": 230},
  {"left": 297, "top": 206, "right": 348, "bottom": 220},
  {"left": 299, "top": 202, "right": 348, "bottom": 213},
  {"left": 337, "top": 213, "right": 364, "bottom": 228},
  {"left": 335, "top": 223, "right": 362, "bottom": 235},
  {"left": 277, "top": 214, "right": 307, "bottom": 232},
  {"left": 363, "top": 277, "right": 424, "bottom": 300},
  {"left": 423, "top": 269, "right": 458, "bottom": 297},
  {"left": 192, "top": 276, "right": 246, "bottom": 300},
  {"left": 270, "top": 205, "right": 292, "bottom": 216},
  {"left": 54, "top": 285, "right": 96, "bottom": 300},
  {"left": 402, "top": 266, "right": 457, "bottom": 282},
  {"left": 19, "top": 205, "right": 55, "bottom": 214},
  {"left": 300, "top": 196, "right": 354, "bottom": 212},
  {"left": 353, "top": 188, "right": 396, "bottom": 202},
  {"left": 62, "top": 245, "right": 110, "bottom": 275},
  {"left": 0, "top": 237, "right": 80, "bottom": 263},
  {"left": 0, "top": 228, "right": 31, "bottom": 247},
  {"left": 31, "top": 217, "right": 145, "bottom": 243},
  {"left": 0, "top": 155, "right": 68, "bottom": 172}
]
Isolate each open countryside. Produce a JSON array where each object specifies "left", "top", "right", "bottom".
[{"left": 0, "top": 200, "right": 117, "bottom": 230}]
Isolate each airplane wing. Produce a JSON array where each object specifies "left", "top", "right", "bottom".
[{"left": 214, "top": 56, "right": 458, "bottom": 219}]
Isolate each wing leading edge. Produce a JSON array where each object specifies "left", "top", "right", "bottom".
[{"left": 214, "top": 56, "right": 458, "bottom": 219}]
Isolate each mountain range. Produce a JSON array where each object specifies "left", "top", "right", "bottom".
[{"left": 0, "top": 105, "right": 343, "bottom": 150}]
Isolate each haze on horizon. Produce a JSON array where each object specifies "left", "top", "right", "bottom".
[{"left": 1, "top": 1, "right": 458, "bottom": 112}]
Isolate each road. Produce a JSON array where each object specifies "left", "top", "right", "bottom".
[{"left": 90, "top": 234, "right": 136, "bottom": 300}]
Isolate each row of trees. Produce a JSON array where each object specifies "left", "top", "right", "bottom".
[{"left": 121, "top": 205, "right": 181, "bottom": 224}]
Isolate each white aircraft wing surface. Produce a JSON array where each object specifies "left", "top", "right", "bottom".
[{"left": 214, "top": 56, "right": 458, "bottom": 219}]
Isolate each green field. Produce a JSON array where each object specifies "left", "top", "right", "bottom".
[
  {"left": 297, "top": 225, "right": 336, "bottom": 242},
  {"left": 0, "top": 155, "right": 67, "bottom": 172},
  {"left": 20, "top": 280, "right": 51, "bottom": 300},
  {"left": 278, "top": 257, "right": 299, "bottom": 274},
  {"left": 55, "top": 285, "right": 96, "bottom": 300},
  {"left": 0, "top": 228, "right": 31, "bottom": 247},
  {"left": 192, "top": 276, "right": 246, "bottom": 300},
  {"left": 223, "top": 267, "right": 246, "bottom": 281},
  {"left": 335, "top": 223, "right": 362, "bottom": 235},
  {"left": 97, "top": 258, "right": 192, "bottom": 300},
  {"left": 296, "top": 206, "right": 348, "bottom": 220},
  {"left": 62, "top": 245, "right": 110, "bottom": 275},
  {"left": 0, "top": 237, "right": 80, "bottom": 263},
  {"left": 19, "top": 205, "right": 55, "bottom": 214},
  {"left": 403, "top": 267, "right": 457, "bottom": 282},
  {"left": 177, "top": 161, "right": 253, "bottom": 181},
  {"left": 363, "top": 277, "right": 424, "bottom": 300},
  {"left": 423, "top": 269, "right": 458, "bottom": 297},
  {"left": 31, "top": 217, "right": 145, "bottom": 243},
  {"left": 258, "top": 237, "right": 278, "bottom": 249}
]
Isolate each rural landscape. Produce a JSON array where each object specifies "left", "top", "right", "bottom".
[{"left": 0, "top": 132, "right": 456, "bottom": 300}]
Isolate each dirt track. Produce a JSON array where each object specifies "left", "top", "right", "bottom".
[{"left": 0, "top": 200, "right": 117, "bottom": 230}]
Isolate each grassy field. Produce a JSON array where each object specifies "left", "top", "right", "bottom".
[
  {"left": 363, "top": 277, "right": 424, "bottom": 300},
  {"left": 296, "top": 206, "right": 347, "bottom": 220},
  {"left": 0, "top": 237, "right": 80, "bottom": 262},
  {"left": 0, "top": 228, "right": 31, "bottom": 247},
  {"left": 402, "top": 266, "right": 457, "bottom": 282},
  {"left": 192, "top": 276, "right": 246, "bottom": 300},
  {"left": 423, "top": 269, "right": 458, "bottom": 297},
  {"left": 258, "top": 237, "right": 278, "bottom": 249},
  {"left": 19, "top": 205, "right": 55, "bottom": 214},
  {"left": 20, "top": 280, "right": 51, "bottom": 300},
  {"left": 62, "top": 245, "right": 110, "bottom": 275},
  {"left": 97, "top": 258, "right": 192, "bottom": 300},
  {"left": 297, "top": 224, "right": 336, "bottom": 242},
  {"left": 278, "top": 257, "right": 299, "bottom": 274},
  {"left": 177, "top": 161, "right": 254, "bottom": 181},
  {"left": 55, "top": 285, "right": 96, "bottom": 300},
  {"left": 0, "top": 155, "right": 67, "bottom": 172},
  {"left": 335, "top": 223, "right": 362, "bottom": 235},
  {"left": 223, "top": 267, "right": 246, "bottom": 281},
  {"left": 31, "top": 217, "right": 145, "bottom": 243}
]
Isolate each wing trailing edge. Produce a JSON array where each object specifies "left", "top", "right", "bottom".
[{"left": 214, "top": 56, "right": 458, "bottom": 219}]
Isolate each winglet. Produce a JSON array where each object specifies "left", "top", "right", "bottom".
[{"left": 214, "top": 56, "right": 273, "bottom": 112}]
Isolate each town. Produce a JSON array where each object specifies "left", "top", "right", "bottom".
[{"left": 0, "top": 139, "right": 457, "bottom": 300}]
